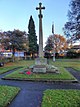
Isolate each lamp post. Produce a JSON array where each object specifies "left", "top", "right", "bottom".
[{"left": 52, "top": 23, "right": 55, "bottom": 61}]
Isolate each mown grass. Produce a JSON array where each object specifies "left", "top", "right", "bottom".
[
  {"left": 0, "top": 59, "right": 79, "bottom": 80},
  {"left": 2, "top": 59, "right": 80, "bottom": 71},
  {"left": 50, "top": 59, "right": 80, "bottom": 71},
  {"left": 0, "top": 66, "right": 19, "bottom": 74},
  {"left": 5, "top": 60, "right": 34, "bottom": 67},
  {"left": 0, "top": 60, "right": 34, "bottom": 74},
  {"left": 0, "top": 85, "right": 20, "bottom": 107},
  {"left": 42, "top": 89, "right": 80, "bottom": 107},
  {"left": 4, "top": 66, "right": 75, "bottom": 80}
]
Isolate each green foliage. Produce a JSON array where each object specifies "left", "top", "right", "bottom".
[
  {"left": 42, "top": 89, "right": 80, "bottom": 107},
  {"left": 0, "top": 30, "right": 28, "bottom": 51},
  {"left": 0, "top": 86, "right": 20, "bottom": 107},
  {"left": 44, "top": 35, "right": 53, "bottom": 52},
  {"left": 7, "top": 30, "right": 28, "bottom": 51},
  {"left": 0, "top": 30, "right": 28, "bottom": 62},
  {"left": 28, "top": 16, "right": 38, "bottom": 56}
]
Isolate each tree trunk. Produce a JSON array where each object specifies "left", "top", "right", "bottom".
[{"left": 12, "top": 48, "right": 15, "bottom": 62}]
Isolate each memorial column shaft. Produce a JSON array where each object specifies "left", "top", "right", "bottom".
[
  {"left": 39, "top": 15, "right": 43, "bottom": 57},
  {"left": 36, "top": 2, "right": 45, "bottom": 58}
]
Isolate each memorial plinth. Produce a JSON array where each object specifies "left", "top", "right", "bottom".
[
  {"left": 33, "top": 65, "right": 46, "bottom": 73},
  {"left": 33, "top": 58, "right": 47, "bottom": 73}
]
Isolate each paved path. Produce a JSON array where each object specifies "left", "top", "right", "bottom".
[
  {"left": 0, "top": 68, "right": 80, "bottom": 107},
  {"left": 66, "top": 67, "right": 80, "bottom": 81}
]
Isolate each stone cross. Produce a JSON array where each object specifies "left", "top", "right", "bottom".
[{"left": 36, "top": 3, "right": 45, "bottom": 58}]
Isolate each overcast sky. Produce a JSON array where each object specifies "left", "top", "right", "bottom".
[{"left": 0, "top": 0, "right": 71, "bottom": 46}]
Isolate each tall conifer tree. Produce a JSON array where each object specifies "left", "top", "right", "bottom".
[{"left": 28, "top": 16, "right": 38, "bottom": 58}]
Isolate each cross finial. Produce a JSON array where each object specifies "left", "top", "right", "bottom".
[{"left": 36, "top": 2, "right": 45, "bottom": 18}]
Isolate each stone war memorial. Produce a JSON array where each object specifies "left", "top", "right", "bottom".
[
  {"left": 33, "top": 2, "right": 47, "bottom": 73},
  {"left": 33, "top": 2, "right": 59, "bottom": 73},
  {"left": 19, "top": 2, "right": 59, "bottom": 74}
]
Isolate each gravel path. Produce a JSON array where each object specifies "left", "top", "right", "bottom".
[{"left": 0, "top": 67, "right": 80, "bottom": 107}]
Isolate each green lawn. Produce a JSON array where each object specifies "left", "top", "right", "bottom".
[
  {"left": 5, "top": 60, "right": 34, "bottom": 67},
  {"left": 42, "top": 89, "right": 80, "bottom": 107},
  {"left": 0, "top": 60, "right": 34, "bottom": 75},
  {"left": 0, "top": 59, "right": 80, "bottom": 80},
  {"left": 50, "top": 59, "right": 80, "bottom": 71},
  {"left": 72, "top": 66, "right": 80, "bottom": 71},
  {"left": 0, "top": 59, "right": 80, "bottom": 107},
  {"left": 3, "top": 66, "right": 75, "bottom": 80},
  {"left": 0, "top": 85, "right": 20, "bottom": 107},
  {"left": 0, "top": 66, "right": 19, "bottom": 74}
]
